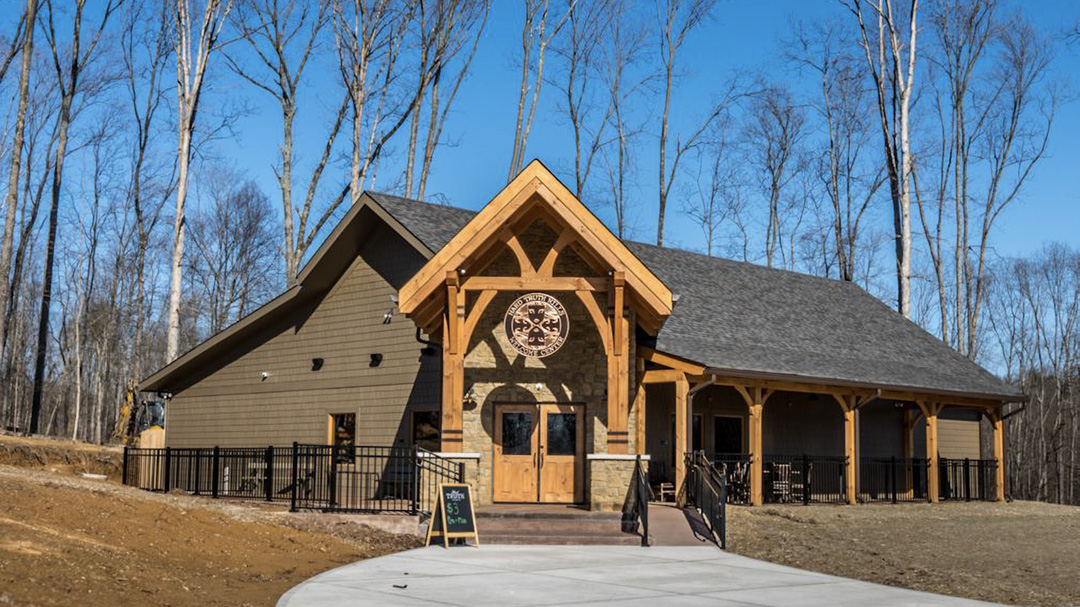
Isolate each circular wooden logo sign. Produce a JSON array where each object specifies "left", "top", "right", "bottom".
[{"left": 504, "top": 293, "right": 570, "bottom": 358}]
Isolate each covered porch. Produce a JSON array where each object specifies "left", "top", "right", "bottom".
[{"left": 633, "top": 348, "right": 1007, "bottom": 506}]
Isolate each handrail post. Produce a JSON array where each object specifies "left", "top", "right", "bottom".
[
  {"left": 212, "top": 446, "right": 220, "bottom": 499},
  {"left": 719, "top": 471, "right": 728, "bottom": 549},
  {"left": 411, "top": 445, "right": 420, "bottom": 516},
  {"left": 122, "top": 446, "right": 129, "bottom": 486},
  {"left": 163, "top": 446, "right": 172, "bottom": 492},
  {"left": 290, "top": 442, "right": 299, "bottom": 512}
]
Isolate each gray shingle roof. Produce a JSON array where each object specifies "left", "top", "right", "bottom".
[{"left": 369, "top": 192, "right": 1019, "bottom": 400}]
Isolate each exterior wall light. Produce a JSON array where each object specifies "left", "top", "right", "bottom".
[
  {"left": 311, "top": 358, "right": 324, "bottom": 371},
  {"left": 370, "top": 353, "right": 383, "bottom": 367}
]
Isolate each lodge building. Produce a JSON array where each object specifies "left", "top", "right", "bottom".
[{"left": 140, "top": 161, "right": 1020, "bottom": 510}]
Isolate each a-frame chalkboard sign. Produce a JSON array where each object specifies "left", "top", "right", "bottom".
[{"left": 425, "top": 483, "right": 479, "bottom": 548}]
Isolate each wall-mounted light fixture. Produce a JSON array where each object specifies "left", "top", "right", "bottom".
[
  {"left": 260, "top": 371, "right": 269, "bottom": 381},
  {"left": 311, "top": 358, "right": 324, "bottom": 371},
  {"left": 464, "top": 385, "right": 478, "bottom": 410},
  {"left": 370, "top": 353, "right": 383, "bottom": 367}
]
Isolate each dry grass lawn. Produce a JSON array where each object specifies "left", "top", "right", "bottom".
[
  {"left": 0, "top": 434, "right": 420, "bottom": 607},
  {"left": 727, "top": 500, "right": 1080, "bottom": 607}
]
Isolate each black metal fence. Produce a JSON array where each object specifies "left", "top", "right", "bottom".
[
  {"left": 940, "top": 458, "right": 996, "bottom": 501},
  {"left": 122, "top": 443, "right": 464, "bottom": 515},
  {"left": 859, "top": 457, "right": 930, "bottom": 503},
  {"left": 686, "top": 451, "right": 727, "bottom": 548},
  {"left": 762, "top": 454, "right": 848, "bottom": 504}
]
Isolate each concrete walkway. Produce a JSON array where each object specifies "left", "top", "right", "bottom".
[{"left": 277, "top": 545, "right": 1003, "bottom": 607}]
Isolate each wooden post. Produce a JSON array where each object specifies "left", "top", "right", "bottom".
[
  {"left": 919, "top": 401, "right": 942, "bottom": 503},
  {"left": 844, "top": 400, "right": 857, "bottom": 505},
  {"left": 606, "top": 272, "right": 629, "bottom": 453},
  {"left": 633, "top": 357, "right": 646, "bottom": 455},
  {"left": 991, "top": 408, "right": 1005, "bottom": 502},
  {"left": 674, "top": 374, "right": 689, "bottom": 503},
  {"left": 735, "top": 385, "right": 769, "bottom": 507},
  {"left": 441, "top": 273, "right": 465, "bottom": 452},
  {"left": 749, "top": 402, "right": 764, "bottom": 506}
]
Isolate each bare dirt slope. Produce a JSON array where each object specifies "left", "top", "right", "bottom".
[
  {"left": 727, "top": 501, "right": 1080, "bottom": 607},
  {"left": 0, "top": 463, "right": 418, "bottom": 607}
]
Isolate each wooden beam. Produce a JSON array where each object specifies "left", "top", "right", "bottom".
[
  {"left": 835, "top": 395, "right": 858, "bottom": 505},
  {"left": 537, "top": 230, "right": 575, "bottom": 277},
  {"left": 641, "top": 369, "right": 688, "bottom": 384},
  {"left": 575, "top": 291, "right": 611, "bottom": 353},
  {"left": 461, "top": 276, "right": 608, "bottom": 292},
  {"left": 732, "top": 385, "right": 771, "bottom": 506},
  {"left": 917, "top": 400, "right": 943, "bottom": 503},
  {"left": 463, "top": 290, "right": 497, "bottom": 346},
  {"left": 637, "top": 347, "right": 707, "bottom": 375},
  {"left": 504, "top": 233, "right": 535, "bottom": 277}
]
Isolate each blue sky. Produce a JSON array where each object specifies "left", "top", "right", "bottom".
[{"left": 211, "top": 0, "right": 1078, "bottom": 264}]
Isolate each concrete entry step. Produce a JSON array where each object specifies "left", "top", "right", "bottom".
[{"left": 471, "top": 504, "right": 644, "bottom": 546}]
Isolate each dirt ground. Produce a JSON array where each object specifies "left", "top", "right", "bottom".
[
  {"left": 727, "top": 500, "right": 1080, "bottom": 607},
  {"left": 0, "top": 436, "right": 419, "bottom": 607}
]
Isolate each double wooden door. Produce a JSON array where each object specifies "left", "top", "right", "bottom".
[{"left": 494, "top": 404, "right": 584, "bottom": 503}]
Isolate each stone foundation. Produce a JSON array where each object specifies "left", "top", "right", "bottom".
[{"left": 587, "top": 454, "right": 649, "bottom": 511}]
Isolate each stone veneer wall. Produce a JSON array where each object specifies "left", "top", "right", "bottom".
[
  {"left": 587, "top": 456, "right": 648, "bottom": 511},
  {"left": 459, "top": 219, "right": 638, "bottom": 506}
]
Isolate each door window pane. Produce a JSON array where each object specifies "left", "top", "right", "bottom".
[
  {"left": 331, "top": 413, "right": 356, "bottom": 463},
  {"left": 547, "top": 413, "right": 577, "bottom": 455},
  {"left": 502, "top": 412, "right": 533, "bottom": 455}
]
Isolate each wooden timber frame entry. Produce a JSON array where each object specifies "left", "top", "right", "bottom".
[
  {"left": 397, "top": 161, "right": 673, "bottom": 458},
  {"left": 398, "top": 160, "right": 1009, "bottom": 506},
  {"left": 638, "top": 346, "right": 1009, "bottom": 506}
]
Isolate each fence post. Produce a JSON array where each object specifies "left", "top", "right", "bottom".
[
  {"left": 411, "top": 446, "right": 420, "bottom": 516},
  {"left": 290, "top": 442, "right": 299, "bottom": 512},
  {"left": 122, "top": 446, "right": 129, "bottom": 486},
  {"left": 194, "top": 449, "right": 202, "bottom": 495},
  {"left": 265, "top": 446, "right": 274, "bottom": 502},
  {"left": 890, "top": 456, "right": 897, "bottom": 504},
  {"left": 163, "top": 446, "right": 172, "bottom": 492},
  {"left": 963, "top": 458, "right": 971, "bottom": 502},
  {"left": 212, "top": 446, "right": 220, "bottom": 499},
  {"left": 801, "top": 454, "right": 809, "bottom": 505}
]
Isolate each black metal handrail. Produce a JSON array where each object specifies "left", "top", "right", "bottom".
[
  {"left": 685, "top": 451, "right": 727, "bottom": 549},
  {"left": 939, "top": 458, "right": 996, "bottom": 501},
  {"left": 621, "top": 455, "right": 651, "bottom": 547},
  {"left": 122, "top": 443, "right": 464, "bottom": 515},
  {"left": 859, "top": 457, "right": 930, "bottom": 503}
]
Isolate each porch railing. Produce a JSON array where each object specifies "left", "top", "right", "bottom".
[
  {"left": 859, "top": 457, "right": 930, "bottom": 503},
  {"left": 122, "top": 443, "right": 464, "bottom": 515},
  {"left": 686, "top": 451, "right": 727, "bottom": 548},
  {"left": 939, "top": 458, "right": 996, "bottom": 502},
  {"left": 621, "top": 455, "right": 650, "bottom": 547},
  {"left": 762, "top": 454, "right": 847, "bottom": 504}
]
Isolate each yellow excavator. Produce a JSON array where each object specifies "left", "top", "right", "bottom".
[{"left": 112, "top": 380, "right": 166, "bottom": 447}]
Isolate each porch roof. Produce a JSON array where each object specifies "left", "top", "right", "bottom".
[{"left": 372, "top": 193, "right": 1020, "bottom": 403}]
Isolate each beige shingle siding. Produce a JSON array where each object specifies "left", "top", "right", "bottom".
[
  {"left": 937, "top": 419, "right": 981, "bottom": 460},
  {"left": 164, "top": 224, "right": 436, "bottom": 448}
]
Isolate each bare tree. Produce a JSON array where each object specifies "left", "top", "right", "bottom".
[
  {"left": 654, "top": 0, "right": 721, "bottom": 246},
  {"left": 404, "top": 0, "right": 488, "bottom": 199},
  {"left": 29, "top": 0, "right": 120, "bottom": 435},
  {"left": 0, "top": 0, "right": 39, "bottom": 381},
  {"left": 227, "top": 0, "right": 350, "bottom": 285},
  {"left": 187, "top": 176, "right": 279, "bottom": 334},
  {"left": 507, "top": 0, "right": 576, "bottom": 182},
  {"left": 166, "top": 0, "right": 234, "bottom": 363},
  {"left": 597, "top": 0, "right": 646, "bottom": 238},
  {"left": 843, "top": 0, "right": 918, "bottom": 318},
  {"left": 791, "top": 23, "right": 884, "bottom": 282},
  {"left": 684, "top": 116, "right": 737, "bottom": 257},
  {"left": 745, "top": 84, "right": 805, "bottom": 268}
]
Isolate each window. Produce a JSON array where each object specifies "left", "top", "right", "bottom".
[
  {"left": 411, "top": 410, "right": 441, "bottom": 451},
  {"left": 329, "top": 413, "right": 356, "bottom": 463}
]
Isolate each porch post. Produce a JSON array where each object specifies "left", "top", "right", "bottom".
[
  {"left": 902, "top": 407, "right": 920, "bottom": 499},
  {"left": 918, "top": 401, "right": 942, "bottom": 503},
  {"left": 633, "top": 357, "right": 646, "bottom": 455},
  {"left": 441, "top": 273, "right": 465, "bottom": 452},
  {"left": 991, "top": 407, "right": 1005, "bottom": 502},
  {"left": 674, "top": 374, "right": 689, "bottom": 502},
  {"left": 832, "top": 394, "right": 857, "bottom": 505},
  {"left": 735, "top": 385, "right": 768, "bottom": 507},
  {"left": 606, "top": 272, "right": 629, "bottom": 454}
]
